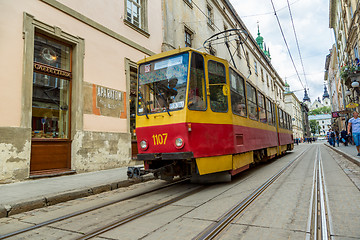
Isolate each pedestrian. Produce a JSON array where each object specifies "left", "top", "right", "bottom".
[
  {"left": 329, "top": 129, "right": 335, "bottom": 147},
  {"left": 335, "top": 130, "right": 340, "bottom": 147},
  {"left": 340, "top": 129, "right": 348, "bottom": 146},
  {"left": 348, "top": 111, "right": 360, "bottom": 156}
]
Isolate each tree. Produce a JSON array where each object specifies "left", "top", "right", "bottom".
[
  {"left": 309, "top": 106, "right": 331, "bottom": 115},
  {"left": 310, "top": 120, "right": 321, "bottom": 135}
]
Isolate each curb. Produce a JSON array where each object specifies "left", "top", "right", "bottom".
[
  {"left": 325, "top": 144, "right": 360, "bottom": 167},
  {"left": 0, "top": 174, "right": 155, "bottom": 218}
]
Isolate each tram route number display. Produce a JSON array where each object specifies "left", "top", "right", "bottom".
[{"left": 152, "top": 133, "right": 168, "bottom": 145}]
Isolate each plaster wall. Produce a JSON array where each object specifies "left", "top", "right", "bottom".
[{"left": 0, "top": 0, "right": 162, "bottom": 182}]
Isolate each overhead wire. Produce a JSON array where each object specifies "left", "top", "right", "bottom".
[
  {"left": 286, "top": 0, "right": 309, "bottom": 89},
  {"left": 270, "top": 0, "right": 305, "bottom": 90}
]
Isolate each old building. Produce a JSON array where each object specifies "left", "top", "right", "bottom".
[
  {"left": 161, "top": 0, "right": 287, "bottom": 109},
  {"left": 329, "top": 0, "right": 360, "bottom": 115},
  {"left": 0, "top": 0, "right": 162, "bottom": 183},
  {"left": 284, "top": 83, "right": 304, "bottom": 140}
]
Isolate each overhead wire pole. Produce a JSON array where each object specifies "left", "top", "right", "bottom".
[
  {"left": 270, "top": 0, "right": 305, "bottom": 90},
  {"left": 286, "top": 0, "right": 309, "bottom": 89}
]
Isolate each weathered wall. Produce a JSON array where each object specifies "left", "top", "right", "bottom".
[
  {"left": 0, "top": 0, "right": 162, "bottom": 183},
  {"left": 72, "top": 131, "right": 131, "bottom": 172},
  {"left": 0, "top": 128, "right": 31, "bottom": 183}
]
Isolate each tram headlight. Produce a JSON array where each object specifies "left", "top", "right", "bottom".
[
  {"left": 140, "top": 140, "right": 148, "bottom": 150},
  {"left": 175, "top": 138, "right": 184, "bottom": 149}
]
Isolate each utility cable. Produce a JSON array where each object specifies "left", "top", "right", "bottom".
[
  {"left": 270, "top": 0, "right": 305, "bottom": 90},
  {"left": 287, "top": 0, "right": 308, "bottom": 89}
]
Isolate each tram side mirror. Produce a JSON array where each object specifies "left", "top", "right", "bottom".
[{"left": 222, "top": 85, "right": 229, "bottom": 96}]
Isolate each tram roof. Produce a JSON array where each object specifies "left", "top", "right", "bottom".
[{"left": 137, "top": 47, "right": 227, "bottom": 65}]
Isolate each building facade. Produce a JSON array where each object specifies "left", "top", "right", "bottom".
[
  {"left": 284, "top": 91, "right": 304, "bottom": 140},
  {"left": 329, "top": 0, "right": 360, "bottom": 117},
  {"left": 308, "top": 114, "right": 332, "bottom": 136},
  {"left": 161, "top": 0, "right": 287, "bottom": 109},
  {"left": 0, "top": 0, "right": 162, "bottom": 183}
]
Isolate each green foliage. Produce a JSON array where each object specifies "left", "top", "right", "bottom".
[
  {"left": 309, "top": 119, "right": 320, "bottom": 134},
  {"left": 309, "top": 106, "right": 331, "bottom": 115}
]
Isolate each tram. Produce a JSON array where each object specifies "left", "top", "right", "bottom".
[{"left": 136, "top": 47, "right": 293, "bottom": 181}]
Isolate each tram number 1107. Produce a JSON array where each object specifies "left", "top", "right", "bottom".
[{"left": 152, "top": 133, "right": 168, "bottom": 145}]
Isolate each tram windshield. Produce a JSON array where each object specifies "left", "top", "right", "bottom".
[{"left": 138, "top": 53, "right": 189, "bottom": 115}]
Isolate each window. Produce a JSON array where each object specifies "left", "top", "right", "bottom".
[
  {"left": 126, "top": 0, "right": 147, "bottom": 30},
  {"left": 208, "top": 61, "right": 228, "bottom": 112},
  {"left": 185, "top": 28, "right": 192, "bottom": 47},
  {"left": 207, "top": 5, "right": 214, "bottom": 26},
  {"left": 278, "top": 109, "right": 284, "bottom": 128},
  {"left": 246, "top": 83, "right": 258, "bottom": 120},
  {"left": 261, "top": 68, "right": 264, "bottom": 82},
  {"left": 258, "top": 92, "right": 267, "bottom": 123},
  {"left": 188, "top": 52, "right": 206, "bottom": 110},
  {"left": 32, "top": 34, "right": 71, "bottom": 139},
  {"left": 266, "top": 98, "right": 273, "bottom": 125},
  {"left": 230, "top": 68, "right": 246, "bottom": 117},
  {"left": 254, "top": 61, "right": 258, "bottom": 75}
]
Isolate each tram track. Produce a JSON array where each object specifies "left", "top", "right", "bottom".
[
  {"left": 306, "top": 146, "right": 332, "bottom": 240},
  {"left": 0, "top": 178, "right": 191, "bottom": 240},
  {"left": 193, "top": 147, "right": 309, "bottom": 240}
]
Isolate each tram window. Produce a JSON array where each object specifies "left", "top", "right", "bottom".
[
  {"left": 188, "top": 52, "right": 206, "bottom": 110},
  {"left": 272, "top": 103, "right": 276, "bottom": 125},
  {"left": 278, "top": 108, "right": 282, "bottom": 128},
  {"left": 280, "top": 109, "right": 284, "bottom": 128},
  {"left": 258, "top": 92, "right": 267, "bottom": 123},
  {"left": 266, "top": 98, "right": 272, "bottom": 125},
  {"left": 246, "top": 83, "right": 258, "bottom": 121},
  {"left": 208, "top": 60, "right": 228, "bottom": 112},
  {"left": 229, "top": 68, "right": 246, "bottom": 117},
  {"left": 284, "top": 112, "right": 288, "bottom": 129}
]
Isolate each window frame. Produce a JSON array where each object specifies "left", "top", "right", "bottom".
[
  {"left": 124, "top": 0, "right": 149, "bottom": 36},
  {"left": 188, "top": 52, "right": 207, "bottom": 111},
  {"left": 230, "top": 68, "right": 247, "bottom": 117},
  {"left": 257, "top": 91, "right": 267, "bottom": 123},
  {"left": 208, "top": 60, "right": 228, "bottom": 113},
  {"left": 246, "top": 82, "right": 259, "bottom": 121},
  {"left": 185, "top": 27, "right": 193, "bottom": 47}
]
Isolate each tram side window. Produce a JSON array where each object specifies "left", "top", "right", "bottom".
[
  {"left": 258, "top": 92, "right": 267, "bottom": 123},
  {"left": 229, "top": 68, "right": 246, "bottom": 117},
  {"left": 278, "top": 108, "right": 282, "bottom": 128},
  {"left": 188, "top": 52, "right": 206, "bottom": 110},
  {"left": 208, "top": 60, "right": 228, "bottom": 112},
  {"left": 280, "top": 109, "right": 284, "bottom": 128},
  {"left": 284, "top": 112, "right": 288, "bottom": 129},
  {"left": 246, "top": 83, "right": 258, "bottom": 120},
  {"left": 266, "top": 98, "right": 272, "bottom": 125},
  {"left": 272, "top": 103, "right": 276, "bottom": 125}
]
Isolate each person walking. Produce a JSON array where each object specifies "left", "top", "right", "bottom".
[
  {"left": 335, "top": 130, "right": 340, "bottom": 147},
  {"left": 348, "top": 111, "right": 360, "bottom": 156},
  {"left": 340, "top": 129, "right": 348, "bottom": 146}
]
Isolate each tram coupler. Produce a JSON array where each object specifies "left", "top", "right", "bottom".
[{"left": 127, "top": 166, "right": 146, "bottom": 179}]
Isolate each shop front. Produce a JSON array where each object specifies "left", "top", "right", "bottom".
[{"left": 30, "top": 34, "right": 73, "bottom": 176}]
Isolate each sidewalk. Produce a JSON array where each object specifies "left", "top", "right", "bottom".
[
  {"left": 324, "top": 141, "right": 360, "bottom": 167},
  {"left": 0, "top": 166, "right": 153, "bottom": 218}
]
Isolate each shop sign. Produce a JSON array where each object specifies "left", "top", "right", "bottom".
[
  {"left": 83, "top": 83, "right": 126, "bottom": 118},
  {"left": 33, "top": 62, "right": 71, "bottom": 79},
  {"left": 346, "top": 102, "right": 359, "bottom": 108}
]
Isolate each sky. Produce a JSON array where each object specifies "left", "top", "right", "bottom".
[{"left": 229, "top": 0, "right": 334, "bottom": 103}]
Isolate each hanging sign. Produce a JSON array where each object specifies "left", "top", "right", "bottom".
[{"left": 346, "top": 102, "right": 359, "bottom": 108}]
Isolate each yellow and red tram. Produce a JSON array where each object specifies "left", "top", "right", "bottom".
[{"left": 136, "top": 48, "right": 293, "bottom": 181}]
